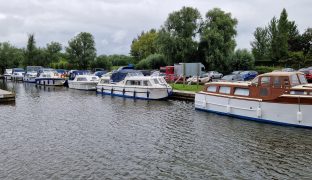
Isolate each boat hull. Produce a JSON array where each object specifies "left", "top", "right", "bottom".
[
  {"left": 4, "top": 75, "right": 11, "bottom": 80},
  {"left": 195, "top": 93, "right": 312, "bottom": 128},
  {"left": 23, "top": 77, "right": 36, "bottom": 83},
  {"left": 35, "top": 78, "right": 65, "bottom": 86},
  {"left": 96, "top": 84, "right": 172, "bottom": 100},
  {"left": 11, "top": 76, "right": 24, "bottom": 81},
  {"left": 68, "top": 81, "right": 98, "bottom": 90}
]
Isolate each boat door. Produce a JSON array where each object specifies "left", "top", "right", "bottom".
[{"left": 258, "top": 76, "right": 272, "bottom": 100}]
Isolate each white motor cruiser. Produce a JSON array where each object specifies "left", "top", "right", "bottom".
[
  {"left": 23, "top": 66, "right": 42, "bottom": 83},
  {"left": 97, "top": 74, "right": 173, "bottom": 100},
  {"left": 68, "top": 75, "right": 99, "bottom": 90},
  {"left": 35, "top": 68, "right": 65, "bottom": 86},
  {"left": 3, "top": 69, "right": 12, "bottom": 80},
  {"left": 11, "top": 68, "right": 25, "bottom": 81}
]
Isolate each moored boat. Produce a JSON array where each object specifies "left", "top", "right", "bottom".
[
  {"left": 11, "top": 68, "right": 25, "bottom": 81},
  {"left": 4, "top": 69, "right": 12, "bottom": 80},
  {"left": 97, "top": 74, "right": 173, "bottom": 100},
  {"left": 195, "top": 72, "right": 312, "bottom": 128},
  {"left": 23, "top": 66, "right": 42, "bottom": 83},
  {"left": 35, "top": 68, "right": 65, "bottom": 86},
  {"left": 68, "top": 74, "right": 99, "bottom": 90}
]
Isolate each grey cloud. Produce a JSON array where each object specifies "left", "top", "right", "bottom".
[{"left": 0, "top": 0, "right": 311, "bottom": 54}]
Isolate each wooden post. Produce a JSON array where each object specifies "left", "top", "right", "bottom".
[{"left": 183, "top": 63, "right": 186, "bottom": 87}]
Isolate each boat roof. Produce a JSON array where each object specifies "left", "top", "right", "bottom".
[
  {"left": 207, "top": 81, "right": 249, "bottom": 87},
  {"left": 259, "top": 71, "right": 303, "bottom": 77},
  {"left": 124, "top": 76, "right": 163, "bottom": 80}
]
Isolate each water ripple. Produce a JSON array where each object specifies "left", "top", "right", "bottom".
[{"left": 0, "top": 82, "right": 312, "bottom": 179}]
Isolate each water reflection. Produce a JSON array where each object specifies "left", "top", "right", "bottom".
[{"left": 0, "top": 81, "right": 311, "bottom": 179}]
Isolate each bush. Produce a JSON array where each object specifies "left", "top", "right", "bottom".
[
  {"left": 135, "top": 53, "right": 166, "bottom": 70},
  {"left": 90, "top": 55, "right": 112, "bottom": 71},
  {"left": 254, "top": 66, "right": 281, "bottom": 74}
]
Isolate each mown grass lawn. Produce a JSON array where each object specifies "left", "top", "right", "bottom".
[{"left": 170, "top": 83, "right": 203, "bottom": 92}]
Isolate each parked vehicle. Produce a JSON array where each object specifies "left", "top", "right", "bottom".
[
  {"left": 195, "top": 71, "right": 312, "bottom": 128},
  {"left": 282, "top": 68, "right": 295, "bottom": 72},
  {"left": 240, "top": 71, "right": 258, "bottom": 81},
  {"left": 187, "top": 73, "right": 211, "bottom": 84},
  {"left": 97, "top": 74, "right": 172, "bottom": 100},
  {"left": 299, "top": 68, "right": 312, "bottom": 82},
  {"left": 207, "top": 71, "right": 223, "bottom": 79},
  {"left": 11, "top": 68, "right": 25, "bottom": 81},
  {"left": 232, "top": 71, "right": 243, "bottom": 75},
  {"left": 219, "top": 74, "right": 243, "bottom": 82}
]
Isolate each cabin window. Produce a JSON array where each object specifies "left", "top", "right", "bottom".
[
  {"left": 153, "top": 79, "right": 160, "bottom": 84},
  {"left": 251, "top": 77, "right": 259, "bottom": 86},
  {"left": 260, "top": 77, "right": 270, "bottom": 86},
  {"left": 298, "top": 74, "right": 307, "bottom": 84},
  {"left": 77, "top": 78, "right": 87, "bottom": 81},
  {"left": 126, "top": 80, "right": 141, "bottom": 86},
  {"left": 219, "top": 86, "right": 231, "bottom": 94},
  {"left": 158, "top": 78, "right": 166, "bottom": 84},
  {"left": 207, "top": 86, "right": 217, "bottom": 92},
  {"left": 101, "top": 79, "right": 109, "bottom": 84},
  {"left": 92, "top": 77, "right": 98, "bottom": 80},
  {"left": 291, "top": 74, "right": 300, "bottom": 86},
  {"left": 290, "top": 90, "right": 307, "bottom": 95},
  {"left": 143, "top": 81, "right": 152, "bottom": 86},
  {"left": 234, "top": 88, "right": 250, "bottom": 96},
  {"left": 273, "top": 77, "right": 282, "bottom": 88}
]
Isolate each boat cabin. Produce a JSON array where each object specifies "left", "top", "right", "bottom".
[{"left": 203, "top": 72, "right": 312, "bottom": 101}]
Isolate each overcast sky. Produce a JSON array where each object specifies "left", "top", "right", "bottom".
[{"left": 0, "top": 0, "right": 311, "bottom": 55}]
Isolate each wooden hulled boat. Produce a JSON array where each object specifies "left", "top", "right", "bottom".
[{"left": 195, "top": 72, "right": 312, "bottom": 128}]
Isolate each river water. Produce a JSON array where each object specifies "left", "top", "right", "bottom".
[{"left": 0, "top": 81, "right": 312, "bottom": 179}]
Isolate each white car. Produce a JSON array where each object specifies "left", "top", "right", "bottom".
[
  {"left": 187, "top": 74, "right": 211, "bottom": 84},
  {"left": 207, "top": 71, "right": 223, "bottom": 79}
]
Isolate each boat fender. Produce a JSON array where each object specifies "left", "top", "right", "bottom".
[
  {"left": 257, "top": 107, "right": 262, "bottom": 117},
  {"left": 147, "top": 91, "right": 150, "bottom": 98},
  {"left": 101, "top": 87, "right": 104, "bottom": 94},
  {"left": 111, "top": 88, "right": 114, "bottom": 95},
  {"left": 122, "top": 89, "right": 125, "bottom": 95},
  {"left": 133, "top": 91, "right": 136, "bottom": 98},
  {"left": 297, "top": 111, "right": 302, "bottom": 123},
  {"left": 226, "top": 105, "right": 231, "bottom": 113}
]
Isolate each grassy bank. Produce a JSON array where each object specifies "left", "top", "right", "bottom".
[{"left": 170, "top": 83, "right": 203, "bottom": 92}]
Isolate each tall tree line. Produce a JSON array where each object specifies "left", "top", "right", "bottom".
[
  {"left": 131, "top": 7, "right": 254, "bottom": 73},
  {"left": 251, "top": 8, "right": 312, "bottom": 68}
]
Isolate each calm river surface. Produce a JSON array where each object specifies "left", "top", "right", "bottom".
[{"left": 0, "top": 81, "right": 312, "bottom": 179}]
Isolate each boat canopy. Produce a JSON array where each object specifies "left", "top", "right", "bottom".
[
  {"left": 111, "top": 69, "right": 143, "bottom": 83},
  {"left": 69, "top": 70, "right": 91, "bottom": 80},
  {"left": 26, "top": 66, "right": 42, "bottom": 72}
]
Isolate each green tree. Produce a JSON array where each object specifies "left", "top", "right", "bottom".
[
  {"left": 24, "top": 34, "right": 37, "bottom": 66},
  {"left": 135, "top": 53, "right": 166, "bottom": 70},
  {"left": 46, "top": 42, "right": 62, "bottom": 66},
  {"left": 66, "top": 32, "right": 96, "bottom": 69},
  {"left": 230, "top": 49, "right": 255, "bottom": 71},
  {"left": 107, "top": 55, "right": 134, "bottom": 66},
  {"left": 90, "top": 55, "right": 113, "bottom": 70},
  {"left": 301, "top": 28, "right": 312, "bottom": 58},
  {"left": 156, "top": 6, "right": 202, "bottom": 64},
  {"left": 277, "top": 8, "right": 290, "bottom": 60},
  {"left": 200, "top": 8, "right": 238, "bottom": 72},
  {"left": 251, "top": 27, "right": 270, "bottom": 61},
  {"left": 268, "top": 17, "right": 279, "bottom": 63},
  {"left": 130, "top": 29, "right": 158, "bottom": 61},
  {"left": 0, "top": 42, "right": 24, "bottom": 73}
]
